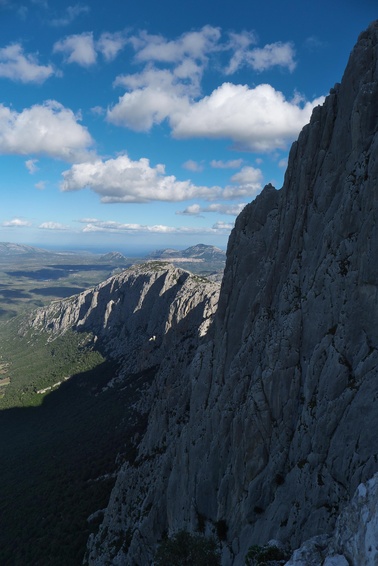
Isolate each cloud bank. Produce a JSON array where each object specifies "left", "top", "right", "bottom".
[
  {"left": 78, "top": 218, "right": 232, "bottom": 235},
  {"left": 60, "top": 154, "right": 263, "bottom": 203}
]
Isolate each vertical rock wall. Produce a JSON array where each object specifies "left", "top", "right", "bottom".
[{"left": 86, "top": 21, "right": 378, "bottom": 565}]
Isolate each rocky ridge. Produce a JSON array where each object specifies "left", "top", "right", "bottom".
[
  {"left": 26, "top": 262, "right": 219, "bottom": 377},
  {"left": 84, "top": 21, "right": 378, "bottom": 565}
]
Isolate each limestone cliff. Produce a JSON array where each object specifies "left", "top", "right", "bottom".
[
  {"left": 26, "top": 262, "right": 219, "bottom": 377},
  {"left": 84, "top": 20, "right": 378, "bottom": 565}
]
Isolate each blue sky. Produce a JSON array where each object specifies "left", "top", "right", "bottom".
[{"left": 0, "top": 0, "right": 376, "bottom": 253}]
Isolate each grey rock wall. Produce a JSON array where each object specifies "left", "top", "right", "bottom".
[
  {"left": 83, "top": 21, "right": 378, "bottom": 565},
  {"left": 26, "top": 262, "right": 219, "bottom": 377}
]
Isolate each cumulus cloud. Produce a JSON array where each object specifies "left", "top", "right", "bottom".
[
  {"left": 130, "top": 25, "right": 221, "bottom": 64},
  {"left": 0, "top": 100, "right": 94, "bottom": 161},
  {"left": 39, "top": 221, "right": 70, "bottom": 230},
  {"left": 230, "top": 165, "right": 262, "bottom": 186},
  {"left": 60, "top": 154, "right": 262, "bottom": 203},
  {"left": 0, "top": 43, "right": 54, "bottom": 83},
  {"left": 90, "top": 105, "right": 105, "bottom": 116},
  {"left": 77, "top": 218, "right": 232, "bottom": 235},
  {"left": 227, "top": 166, "right": 263, "bottom": 200},
  {"left": 108, "top": 72, "right": 190, "bottom": 131},
  {"left": 53, "top": 28, "right": 127, "bottom": 66},
  {"left": 224, "top": 31, "right": 296, "bottom": 74},
  {"left": 25, "top": 158, "right": 39, "bottom": 174},
  {"left": 171, "top": 83, "right": 325, "bottom": 151},
  {"left": 50, "top": 4, "right": 90, "bottom": 26},
  {"left": 2, "top": 218, "right": 32, "bottom": 227},
  {"left": 108, "top": 64, "right": 202, "bottom": 131},
  {"left": 97, "top": 31, "right": 127, "bottom": 61},
  {"left": 176, "top": 203, "right": 203, "bottom": 216},
  {"left": 177, "top": 202, "right": 246, "bottom": 216},
  {"left": 248, "top": 42, "right": 296, "bottom": 72},
  {"left": 182, "top": 160, "right": 204, "bottom": 172},
  {"left": 210, "top": 159, "right": 243, "bottom": 169},
  {"left": 53, "top": 32, "right": 97, "bottom": 66},
  {"left": 212, "top": 220, "right": 234, "bottom": 231},
  {"left": 106, "top": 26, "right": 322, "bottom": 152},
  {"left": 224, "top": 30, "right": 258, "bottom": 74}
]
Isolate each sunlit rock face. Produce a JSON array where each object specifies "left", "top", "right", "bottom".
[
  {"left": 85, "top": 21, "right": 378, "bottom": 565},
  {"left": 28, "top": 262, "right": 219, "bottom": 376}
]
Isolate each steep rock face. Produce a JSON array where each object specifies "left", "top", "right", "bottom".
[
  {"left": 287, "top": 473, "right": 378, "bottom": 565},
  {"left": 86, "top": 22, "right": 378, "bottom": 565},
  {"left": 26, "top": 262, "right": 219, "bottom": 376}
]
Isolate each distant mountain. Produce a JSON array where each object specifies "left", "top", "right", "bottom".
[
  {"left": 99, "top": 251, "right": 129, "bottom": 263},
  {"left": 0, "top": 242, "right": 49, "bottom": 255},
  {"left": 148, "top": 243, "right": 226, "bottom": 263}
]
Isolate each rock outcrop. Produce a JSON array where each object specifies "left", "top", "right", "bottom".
[
  {"left": 26, "top": 262, "right": 219, "bottom": 377},
  {"left": 287, "top": 472, "right": 378, "bottom": 565},
  {"left": 83, "top": 20, "right": 378, "bottom": 565}
]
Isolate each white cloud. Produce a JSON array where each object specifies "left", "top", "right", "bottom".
[
  {"left": 278, "top": 157, "right": 288, "bottom": 168},
  {"left": 25, "top": 158, "right": 39, "bottom": 174},
  {"left": 176, "top": 203, "right": 203, "bottom": 216},
  {"left": 130, "top": 25, "right": 221, "bottom": 64},
  {"left": 77, "top": 218, "right": 232, "bottom": 235},
  {"left": 39, "top": 221, "right": 70, "bottom": 230},
  {"left": 248, "top": 42, "right": 296, "bottom": 72},
  {"left": 0, "top": 100, "right": 94, "bottom": 161},
  {"left": 35, "top": 181, "right": 46, "bottom": 190},
  {"left": 177, "top": 203, "right": 246, "bottom": 216},
  {"left": 171, "top": 83, "right": 324, "bottom": 151},
  {"left": 108, "top": 67, "right": 195, "bottom": 131},
  {"left": 114, "top": 64, "right": 202, "bottom": 96},
  {"left": 212, "top": 220, "right": 234, "bottom": 231},
  {"left": 224, "top": 32, "right": 296, "bottom": 74},
  {"left": 50, "top": 4, "right": 90, "bottom": 26},
  {"left": 182, "top": 160, "right": 203, "bottom": 172},
  {"left": 108, "top": 83, "right": 189, "bottom": 131},
  {"left": 226, "top": 166, "right": 263, "bottom": 200},
  {"left": 107, "top": 27, "right": 315, "bottom": 152},
  {"left": 210, "top": 159, "right": 243, "bottom": 169},
  {"left": 108, "top": 26, "right": 222, "bottom": 131},
  {"left": 97, "top": 31, "right": 127, "bottom": 61},
  {"left": 224, "top": 30, "right": 258, "bottom": 74},
  {"left": 2, "top": 217, "right": 32, "bottom": 227},
  {"left": 60, "top": 154, "right": 261, "bottom": 203},
  {"left": 109, "top": 76, "right": 323, "bottom": 151},
  {"left": 230, "top": 165, "right": 262, "bottom": 186},
  {"left": 90, "top": 105, "right": 105, "bottom": 116},
  {"left": 53, "top": 28, "right": 126, "bottom": 66},
  {"left": 53, "top": 32, "right": 96, "bottom": 66},
  {"left": 0, "top": 43, "right": 54, "bottom": 83}
]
